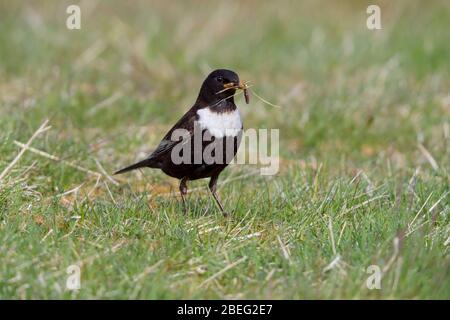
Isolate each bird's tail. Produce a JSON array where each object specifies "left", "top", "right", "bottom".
[{"left": 114, "top": 158, "right": 157, "bottom": 175}]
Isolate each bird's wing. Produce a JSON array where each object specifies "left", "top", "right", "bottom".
[{"left": 148, "top": 108, "right": 198, "bottom": 160}]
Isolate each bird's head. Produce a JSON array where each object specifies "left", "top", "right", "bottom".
[{"left": 197, "top": 69, "right": 248, "bottom": 106}]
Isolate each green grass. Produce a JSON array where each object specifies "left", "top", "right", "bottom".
[{"left": 0, "top": 0, "right": 449, "bottom": 299}]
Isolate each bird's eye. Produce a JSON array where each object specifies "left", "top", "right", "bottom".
[{"left": 216, "top": 76, "right": 224, "bottom": 83}]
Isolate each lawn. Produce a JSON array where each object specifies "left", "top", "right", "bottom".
[{"left": 0, "top": 0, "right": 449, "bottom": 299}]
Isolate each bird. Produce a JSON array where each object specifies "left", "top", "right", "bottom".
[{"left": 114, "top": 69, "right": 249, "bottom": 216}]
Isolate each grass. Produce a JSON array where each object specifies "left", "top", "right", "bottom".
[{"left": 0, "top": 0, "right": 449, "bottom": 299}]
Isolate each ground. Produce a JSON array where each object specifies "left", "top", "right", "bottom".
[{"left": 0, "top": 0, "right": 449, "bottom": 299}]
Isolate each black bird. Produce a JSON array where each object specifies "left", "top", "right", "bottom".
[{"left": 115, "top": 69, "right": 249, "bottom": 216}]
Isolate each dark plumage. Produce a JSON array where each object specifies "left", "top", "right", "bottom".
[{"left": 115, "top": 69, "right": 249, "bottom": 216}]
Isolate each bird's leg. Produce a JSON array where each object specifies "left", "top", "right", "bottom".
[
  {"left": 179, "top": 177, "right": 188, "bottom": 214},
  {"left": 209, "top": 175, "right": 228, "bottom": 217}
]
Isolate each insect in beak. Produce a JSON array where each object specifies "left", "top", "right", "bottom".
[{"left": 238, "top": 81, "right": 250, "bottom": 104}]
